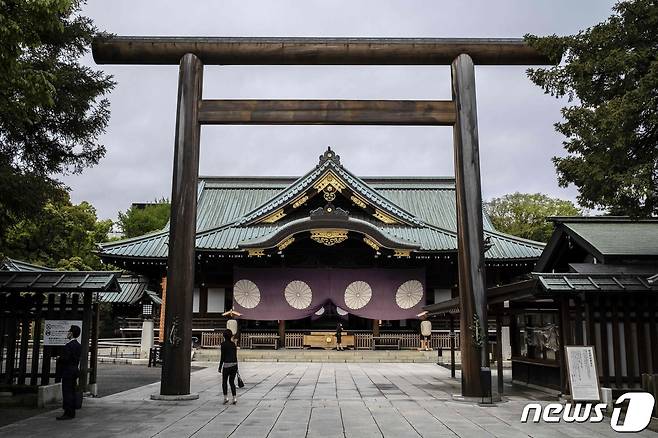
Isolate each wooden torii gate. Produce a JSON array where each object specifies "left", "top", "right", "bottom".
[{"left": 92, "top": 37, "right": 550, "bottom": 398}]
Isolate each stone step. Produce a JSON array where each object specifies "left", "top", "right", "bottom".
[{"left": 192, "top": 348, "right": 460, "bottom": 363}]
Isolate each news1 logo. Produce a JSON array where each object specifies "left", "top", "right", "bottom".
[{"left": 520, "top": 392, "right": 655, "bottom": 432}]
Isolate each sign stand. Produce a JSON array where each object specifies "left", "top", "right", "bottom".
[{"left": 565, "top": 345, "right": 601, "bottom": 401}]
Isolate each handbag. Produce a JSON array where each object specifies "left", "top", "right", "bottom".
[{"left": 237, "top": 372, "right": 245, "bottom": 388}]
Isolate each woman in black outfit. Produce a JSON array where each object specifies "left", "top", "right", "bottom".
[
  {"left": 218, "top": 329, "right": 239, "bottom": 404},
  {"left": 335, "top": 322, "right": 344, "bottom": 351}
]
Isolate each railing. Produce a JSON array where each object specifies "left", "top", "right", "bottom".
[
  {"left": 97, "top": 339, "right": 141, "bottom": 358},
  {"left": 239, "top": 330, "right": 277, "bottom": 346},
  {"left": 200, "top": 330, "right": 461, "bottom": 350},
  {"left": 98, "top": 337, "right": 141, "bottom": 345},
  {"left": 354, "top": 332, "right": 373, "bottom": 350},
  {"left": 118, "top": 316, "right": 227, "bottom": 333},
  {"left": 201, "top": 332, "right": 223, "bottom": 347},
  {"left": 431, "top": 332, "right": 460, "bottom": 350},
  {"left": 284, "top": 332, "right": 304, "bottom": 349}
]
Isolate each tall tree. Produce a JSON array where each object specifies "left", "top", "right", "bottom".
[
  {"left": 0, "top": 0, "right": 114, "bottom": 252},
  {"left": 526, "top": 0, "right": 658, "bottom": 217},
  {"left": 117, "top": 201, "right": 171, "bottom": 238},
  {"left": 4, "top": 196, "right": 112, "bottom": 270},
  {"left": 485, "top": 193, "right": 581, "bottom": 243}
]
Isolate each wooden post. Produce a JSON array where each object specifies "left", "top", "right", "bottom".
[
  {"left": 41, "top": 294, "right": 55, "bottom": 385},
  {"left": 278, "top": 320, "right": 285, "bottom": 349},
  {"left": 90, "top": 302, "right": 100, "bottom": 386},
  {"left": 495, "top": 309, "right": 504, "bottom": 395},
  {"left": 17, "top": 314, "right": 30, "bottom": 385},
  {"left": 451, "top": 53, "right": 489, "bottom": 397},
  {"left": 29, "top": 294, "right": 43, "bottom": 386},
  {"left": 372, "top": 319, "right": 380, "bottom": 337},
  {"left": 78, "top": 291, "right": 92, "bottom": 391},
  {"left": 159, "top": 277, "right": 167, "bottom": 343},
  {"left": 449, "top": 314, "right": 456, "bottom": 379},
  {"left": 160, "top": 52, "right": 203, "bottom": 397},
  {"left": 558, "top": 296, "right": 572, "bottom": 395}
]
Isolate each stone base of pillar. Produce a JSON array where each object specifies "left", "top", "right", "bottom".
[{"left": 150, "top": 393, "right": 199, "bottom": 401}]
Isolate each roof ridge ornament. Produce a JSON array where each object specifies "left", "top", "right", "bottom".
[{"left": 319, "top": 147, "right": 340, "bottom": 165}]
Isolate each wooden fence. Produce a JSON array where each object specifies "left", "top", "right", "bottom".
[
  {"left": 0, "top": 292, "right": 98, "bottom": 390},
  {"left": 641, "top": 374, "right": 658, "bottom": 417},
  {"left": 560, "top": 292, "right": 658, "bottom": 390},
  {"left": 200, "top": 330, "right": 460, "bottom": 350},
  {"left": 284, "top": 332, "right": 304, "bottom": 349}
]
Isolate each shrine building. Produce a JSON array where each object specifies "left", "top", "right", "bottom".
[{"left": 99, "top": 148, "right": 544, "bottom": 346}]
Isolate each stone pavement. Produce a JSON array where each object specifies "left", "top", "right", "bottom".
[{"left": 1, "top": 363, "right": 656, "bottom": 437}]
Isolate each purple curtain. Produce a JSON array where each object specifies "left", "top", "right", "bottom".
[{"left": 232, "top": 267, "right": 425, "bottom": 321}]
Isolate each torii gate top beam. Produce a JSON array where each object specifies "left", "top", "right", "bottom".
[{"left": 92, "top": 36, "right": 552, "bottom": 66}]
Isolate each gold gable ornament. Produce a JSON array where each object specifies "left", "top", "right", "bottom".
[
  {"left": 314, "top": 172, "right": 347, "bottom": 193},
  {"left": 350, "top": 195, "right": 367, "bottom": 209},
  {"left": 247, "top": 249, "right": 265, "bottom": 257},
  {"left": 261, "top": 209, "right": 286, "bottom": 223},
  {"left": 292, "top": 195, "right": 309, "bottom": 209},
  {"left": 363, "top": 236, "right": 380, "bottom": 251},
  {"left": 373, "top": 209, "right": 399, "bottom": 225},
  {"left": 277, "top": 237, "right": 295, "bottom": 251},
  {"left": 393, "top": 249, "right": 411, "bottom": 258},
  {"left": 310, "top": 229, "right": 348, "bottom": 246}
]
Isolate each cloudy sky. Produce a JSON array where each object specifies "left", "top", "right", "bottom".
[{"left": 65, "top": 0, "right": 617, "bottom": 221}]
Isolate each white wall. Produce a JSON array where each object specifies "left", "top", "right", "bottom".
[
  {"left": 207, "top": 287, "right": 225, "bottom": 313},
  {"left": 193, "top": 287, "right": 200, "bottom": 313}
]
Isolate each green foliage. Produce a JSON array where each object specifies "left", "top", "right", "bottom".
[
  {"left": 526, "top": 0, "right": 658, "bottom": 217},
  {"left": 4, "top": 196, "right": 112, "bottom": 270},
  {"left": 0, "top": 0, "right": 114, "bottom": 250},
  {"left": 485, "top": 193, "right": 581, "bottom": 242},
  {"left": 117, "top": 201, "right": 170, "bottom": 238}
]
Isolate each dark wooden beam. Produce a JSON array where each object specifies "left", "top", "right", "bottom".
[
  {"left": 199, "top": 100, "right": 456, "bottom": 126},
  {"left": 92, "top": 37, "right": 553, "bottom": 66},
  {"left": 452, "top": 53, "right": 489, "bottom": 398},
  {"left": 160, "top": 53, "right": 203, "bottom": 397}
]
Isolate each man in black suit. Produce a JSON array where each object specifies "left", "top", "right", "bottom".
[{"left": 57, "top": 325, "right": 82, "bottom": 420}]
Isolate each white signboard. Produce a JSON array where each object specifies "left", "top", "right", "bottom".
[
  {"left": 565, "top": 345, "right": 601, "bottom": 401},
  {"left": 43, "top": 320, "right": 82, "bottom": 346}
]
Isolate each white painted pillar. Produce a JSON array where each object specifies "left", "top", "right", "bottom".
[
  {"left": 502, "top": 326, "right": 512, "bottom": 360},
  {"left": 140, "top": 319, "right": 155, "bottom": 359}
]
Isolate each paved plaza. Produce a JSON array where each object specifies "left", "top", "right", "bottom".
[{"left": 1, "top": 362, "right": 655, "bottom": 437}]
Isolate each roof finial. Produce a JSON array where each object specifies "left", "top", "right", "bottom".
[{"left": 319, "top": 146, "right": 340, "bottom": 165}]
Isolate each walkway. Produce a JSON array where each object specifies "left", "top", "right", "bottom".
[{"left": 1, "top": 363, "right": 655, "bottom": 437}]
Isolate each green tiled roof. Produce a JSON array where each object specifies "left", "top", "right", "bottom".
[
  {"left": 98, "top": 275, "right": 158, "bottom": 304},
  {"left": 534, "top": 272, "right": 658, "bottom": 292},
  {"left": 0, "top": 271, "right": 121, "bottom": 293},
  {"left": 0, "top": 258, "right": 56, "bottom": 272},
  {"left": 561, "top": 219, "right": 658, "bottom": 258},
  {"left": 236, "top": 154, "right": 423, "bottom": 227},
  {"left": 100, "top": 151, "right": 544, "bottom": 261}
]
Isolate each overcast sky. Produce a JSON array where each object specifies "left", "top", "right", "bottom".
[{"left": 64, "top": 0, "right": 617, "bottom": 221}]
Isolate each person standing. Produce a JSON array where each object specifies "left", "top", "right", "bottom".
[
  {"left": 335, "top": 322, "right": 344, "bottom": 351},
  {"left": 56, "top": 325, "right": 82, "bottom": 420},
  {"left": 218, "top": 329, "right": 239, "bottom": 404}
]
